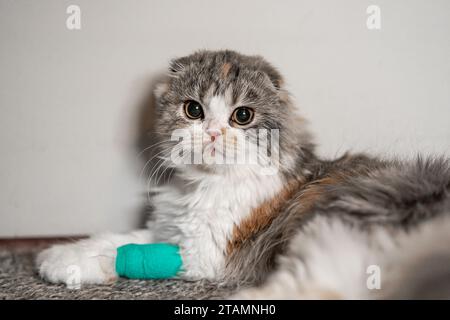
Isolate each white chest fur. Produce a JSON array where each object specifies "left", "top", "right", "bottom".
[{"left": 148, "top": 170, "right": 284, "bottom": 280}]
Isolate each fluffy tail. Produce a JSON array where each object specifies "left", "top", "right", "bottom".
[{"left": 381, "top": 214, "right": 450, "bottom": 299}]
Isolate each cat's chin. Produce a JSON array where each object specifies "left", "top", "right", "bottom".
[{"left": 176, "top": 163, "right": 280, "bottom": 179}]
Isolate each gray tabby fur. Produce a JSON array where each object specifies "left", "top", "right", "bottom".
[{"left": 154, "top": 50, "right": 450, "bottom": 299}]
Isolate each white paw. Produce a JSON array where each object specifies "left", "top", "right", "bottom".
[
  {"left": 178, "top": 246, "right": 219, "bottom": 281},
  {"left": 36, "top": 240, "right": 117, "bottom": 287}
]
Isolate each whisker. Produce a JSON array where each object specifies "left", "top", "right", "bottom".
[
  {"left": 136, "top": 139, "right": 172, "bottom": 159},
  {"left": 139, "top": 146, "right": 173, "bottom": 181}
]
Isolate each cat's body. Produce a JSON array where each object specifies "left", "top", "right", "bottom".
[
  {"left": 37, "top": 50, "right": 450, "bottom": 299},
  {"left": 227, "top": 155, "right": 450, "bottom": 298}
]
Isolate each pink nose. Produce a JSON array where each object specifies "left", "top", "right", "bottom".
[
  {"left": 206, "top": 128, "right": 222, "bottom": 137},
  {"left": 206, "top": 129, "right": 222, "bottom": 142}
]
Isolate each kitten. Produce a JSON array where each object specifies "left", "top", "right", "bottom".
[{"left": 37, "top": 50, "right": 450, "bottom": 299}]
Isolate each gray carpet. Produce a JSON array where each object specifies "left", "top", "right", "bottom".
[{"left": 0, "top": 248, "right": 235, "bottom": 300}]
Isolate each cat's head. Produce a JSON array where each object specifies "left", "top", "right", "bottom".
[{"left": 153, "top": 50, "right": 313, "bottom": 179}]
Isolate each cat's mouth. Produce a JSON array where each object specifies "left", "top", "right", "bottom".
[{"left": 203, "top": 142, "right": 217, "bottom": 157}]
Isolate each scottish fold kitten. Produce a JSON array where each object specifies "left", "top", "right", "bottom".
[{"left": 37, "top": 50, "right": 450, "bottom": 299}]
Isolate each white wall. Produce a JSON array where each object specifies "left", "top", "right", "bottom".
[{"left": 1, "top": 0, "right": 449, "bottom": 237}]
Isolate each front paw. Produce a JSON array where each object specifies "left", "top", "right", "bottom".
[{"left": 36, "top": 241, "right": 117, "bottom": 287}]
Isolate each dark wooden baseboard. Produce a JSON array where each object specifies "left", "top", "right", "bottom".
[{"left": 0, "top": 236, "right": 87, "bottom": 250}]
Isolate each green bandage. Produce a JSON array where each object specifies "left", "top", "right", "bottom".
[{"left": 116, "top": 243, "right": 183, "bottom": 279}]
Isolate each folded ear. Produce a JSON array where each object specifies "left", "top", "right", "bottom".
[
  {"left": 168, "top": 56, "right": 190, "bottom": 76},
  {"left": 262, "top": 64, "right": 290, "bottom": 104},
  {"left": 252, "top": 59, "right": 289, "bottom": 104},
  {"left": 259, "top": 60, "right": 290, "bottom": 105},
  {"left": 260, "top": 62, "right": 284, "bottom": 90},
  {"left": 248, "top": 55, "right": 284, "bottom": 90},
  {"left": 155, "top": 56, "right": 191, "bottom": 99}
]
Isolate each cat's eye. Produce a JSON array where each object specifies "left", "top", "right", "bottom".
[
  {"left": 231, "top": 107, "right": 254, "bottom": 126},
  {"left": 183, "top": 100, "right": 204, "bottom": 120}
]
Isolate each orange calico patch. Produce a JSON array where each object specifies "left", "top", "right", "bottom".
[
  {"left": 221, "top": 63, "right": 232, "bottom": 79},
  {"left": 226, "top": 174, "right": 344, "bottom": 255},
  {"left": 226, "top": 179, "right": 304, "bottom": 255}
]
